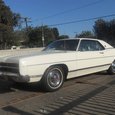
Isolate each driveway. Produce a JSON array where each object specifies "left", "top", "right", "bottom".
[{"left": 0, "top": 73, "right": 115, "bottom": 115}]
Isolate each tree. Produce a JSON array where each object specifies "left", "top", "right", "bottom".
[
  {"left": 94, "top": 19, "right": 115, "bottom": 46},
  {"left": 13, "top": 30, "right": 27, "bottom": 46},
  {"left": 109, "top": 19, "right": 115, "bottom": 46},
  {"left": 0, "top": 0, "right": 21, "bottom": 49},
  {"left": 94, "top": 19, "right": 107, "bottom": 41},
  {"left": 58, "top": 35, "right": 69, "bottom": 39},
  {"left": 13, "top": 13, "right": 21, "bottom": 28},
  {"left": 27, "top": 26, "right": 42, "bottom": 47},
  {"left": 27, "top": 26, "right": 60, "bottom": 47},
  {"left": 52, "top": 28, "right": 59, "bottom": 39},
  {"left": 77, "top": 31, "right": 95, "bottom": 38}
]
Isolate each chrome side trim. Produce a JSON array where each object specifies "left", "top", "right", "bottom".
[{"left": 69, "top": 63, "right": 111, "bottom": 73}]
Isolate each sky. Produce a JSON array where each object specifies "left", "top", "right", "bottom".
[{"left": 4, "top": 0, "right": 115, "bottom": 37}]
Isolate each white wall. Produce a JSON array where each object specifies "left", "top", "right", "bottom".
[{"left": 0, "top": 48, "right": 44, "bottom": 58}]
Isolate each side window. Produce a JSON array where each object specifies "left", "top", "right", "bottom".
[
  {"left": 46, "top": 40, "right": 64, "bottom": 50},
  {"left": 65, "top": 40, "right": 79, "bottom": 51},
  {"left": 54, "top": 41, "right": 64, "bottom": 50},
  {"left": 78, "top": 40, "right": 105, "bottom": 51},
  {"left": 95, "top": 41, "right": 105, "bottom": 50}
]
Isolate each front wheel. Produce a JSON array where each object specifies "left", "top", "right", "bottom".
[
  {"left": 107, "top": 60, "right": 115, "bottom": 74},
  {"left": 41, "top": 66, "right": 65, "bottom": 92}
]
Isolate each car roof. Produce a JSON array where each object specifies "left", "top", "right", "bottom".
[
  {"left": 58, "top": 38, "right": 98, "bottom": 41},
  {"left": 58, "top": 38, "right": 113, "bottom": 49}
]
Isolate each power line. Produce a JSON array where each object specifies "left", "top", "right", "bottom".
[
  {"left": 33, "top": 0, "right": 105, "bottom": 22},
  {"left": 48, "top": 14, "right": 115, "bottom": 27}
]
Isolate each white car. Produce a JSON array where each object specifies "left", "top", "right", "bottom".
[{"left": 0, "top": 38, "right": 115, "bottom": 91}]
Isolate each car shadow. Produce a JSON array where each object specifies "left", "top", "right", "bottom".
[
  {"left": 0, "top": 79, "right": 44, "bottom": 94},
  {"left": 0, "top": 71, "right": 114, "bottom": 94},
  {"left": 0, "top": 79, "right": 14, "bottom": 93},
  {"left": 11, "top": 72, "right": 115, "bottom": 93},
  {"left": 11, "top": 82, "right": 44, "bottom": 92}
]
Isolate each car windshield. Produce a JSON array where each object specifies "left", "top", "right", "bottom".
[{"left": 44, "top": 39, "right": 79, "bottom": 51}]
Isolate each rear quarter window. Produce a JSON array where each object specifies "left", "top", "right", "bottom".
[{"left": 78, "top": 40, "right": 105, "bottom": 51}]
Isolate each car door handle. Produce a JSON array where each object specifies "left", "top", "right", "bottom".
[{"left": 99, "top": 52, "right": 104, "bottom": 54}]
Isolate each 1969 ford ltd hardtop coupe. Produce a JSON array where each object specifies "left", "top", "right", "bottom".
[{"left": 0, "top": 38, "right": 115, "bottom": 91}]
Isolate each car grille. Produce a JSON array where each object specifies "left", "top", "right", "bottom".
[{"left": 0, "top": 62, "right": 19, "bottom": 74}]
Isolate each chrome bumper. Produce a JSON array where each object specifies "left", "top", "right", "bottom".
[
  {"left": 0, "top": 72, "right": 30, "bottom": 82},
  {"left": 0, "top": 62, "right": 29, "bottom": 82}
]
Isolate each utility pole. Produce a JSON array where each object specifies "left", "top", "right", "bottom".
[
  {"left": 24, "top": 17, "right": 28, "bottom": 30},
  {"left": 42, "top": 24, "right": 45, "bottom": 47},
  {"left": 21, "top": 17, "right": 31, "bottom": 30},
  {"left": 21, "top": 17, "right": 31, "bottom": 45}
]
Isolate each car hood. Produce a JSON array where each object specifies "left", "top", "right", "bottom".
[{"left": 0, "top": 50, "right": 68, "bottom": 64}]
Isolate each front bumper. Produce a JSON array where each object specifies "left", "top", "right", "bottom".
[
  {"left": 0, "top": 72, "right": 30, "bottom": 82},
  {"left": 0, "top": 62, "right": 30, "bottom": 82}
]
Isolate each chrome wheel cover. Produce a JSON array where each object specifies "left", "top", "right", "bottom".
[
  {"left": 111, "top": 61, "right": 115, "bottom": 73},
  {"left": 47, "top": 68, "right": 63, "bottom": 89}
]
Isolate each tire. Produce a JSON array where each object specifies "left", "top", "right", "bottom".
[
  {"left": 107, "top": 60, "right": 115, "bottom": 74},
  {"left": 41, "top": 65, "right": 65, "bottom": 92}
]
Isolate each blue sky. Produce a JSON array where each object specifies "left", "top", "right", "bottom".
[{"left": 4, "top": 0, "right": 115, "bottom": 37}]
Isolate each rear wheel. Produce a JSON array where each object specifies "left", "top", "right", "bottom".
[
  {"left": 107, "top": 60, "right": 115, "bottom": 74},
  {"left": 41, "top": 66, "right": 65, "bottom": 92}
]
